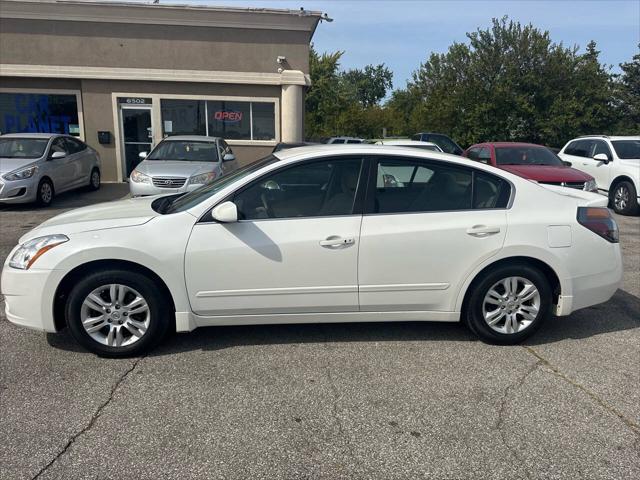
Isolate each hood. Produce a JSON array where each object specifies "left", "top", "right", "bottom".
[
  {"left": 0, "top": 157, "right": 40, "bottom": 174},
  {"left": 499, "top": 164, "right": 592, "bottom": 182},
  {"left": 20, "top": 196, "right": 160, "bottom": 242},
  {"left": 135, "top": 160, "right": 216, "bottom": 178}
]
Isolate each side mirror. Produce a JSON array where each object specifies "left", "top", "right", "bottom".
[
  {"left": 562, "top": 160, "right": 572, "bottom": 167},
  {"left": 593, "top": 153, "right": 609, "bottom": 163},
  {"left": 138, "top": 151, "right": 148, "bottom": 160},
  {"left": 222, "top": 153, "right": 236, "bottom": 162},
  {"left": 211, "top": 201, "right": 238, "bottom": 223},
  {"left": 50, "top": 151, "right": 66, "bottom": 160}
]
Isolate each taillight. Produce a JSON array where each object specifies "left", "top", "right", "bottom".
[{"left": 577, "top": 207, "right": 619, "bottom": 243}]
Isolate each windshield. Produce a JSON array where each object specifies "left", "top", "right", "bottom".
[
  {"left": 611, "top": 140, "right": 640, "bottom": 159},
  {"left": 164, "top": 155, "right": 280, "bottom": 213},
  {"left": 495, "top": 146, "right": 563, "bottom": 166},
  {"left": 148, "top": 140, "right": 219, "bottom": 162},
  {"left": 0, "top": 138, "right": 49, "bottom": 159}
]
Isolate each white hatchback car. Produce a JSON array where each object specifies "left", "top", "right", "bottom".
[
  {"left": 2, "top": 145, "right": 622, "bottom": 356},
  {"left": 559, "top": 135, "right": 640, "bottom": 215}
]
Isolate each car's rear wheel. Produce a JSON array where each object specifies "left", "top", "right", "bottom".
[
  {"left": 66, "top": 269, "right": 171, "bottom": 357},
  {"left": 465, "top": 264, "right": 552, "bottom": 344},
  {"left": 36, "top": 178, "right": 54, "bottom": 207},
  {"left": 610, "top": 181, "right": 639, "bottom": 216},
  {"left": 88, "top": 168, "right": 101, "bottom": 191}
]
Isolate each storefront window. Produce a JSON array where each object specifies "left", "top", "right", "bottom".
[
  {"left": 0, "top": 93, "right": 80, "bottom": 136},
  {"left": 161, "top": 99, "right": 206, "bottom": 136},
  {"left": 207, "top": 100, "right": 252, "bottom": 140},
  {"left": 252, "top": 102, "right": 276, "bottom": 140},
  {"left": 159, "top": 98, "right": 276, "bottom": 141}
]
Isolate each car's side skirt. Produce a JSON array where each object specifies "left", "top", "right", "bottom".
[{"left": 177, "top": 310, "right": 460, "bottom": 332}]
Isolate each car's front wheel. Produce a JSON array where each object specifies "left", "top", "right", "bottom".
[
  {"left": 465, "top": 264, "right": 552, "bottom": 344},
  {"left": 36, "top": 178, "right": 54, "bottom": 207},
  {"left": 610, "top": 180, "right": 639, "bottom": 216},
  {"left": 66, "top": 269, "right": 171, "bottom": 357}
]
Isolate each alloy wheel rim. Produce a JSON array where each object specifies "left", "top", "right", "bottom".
[
  {"left": 41, "top": 183, "right": 52, "bottom": 203},
  {"left": 92, "top": 171, "right": 100, "bottom": 188},
  {"left": 482, "top": 276, "right": 540, "bottom": 334},
  {"left": 80, "top": 284, "right": 150, "bottom": 347},
  {"left": 614, "top": 186, "right": 628, "bottom": 210}
]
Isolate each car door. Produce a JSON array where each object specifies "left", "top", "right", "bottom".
[
  {"left": 561, "top": 139, "right": 595, "bottom": 178},
  {"left": 47, "top": 137, "right": 75, "bottom": 192},
  {"left": 589, "top": 140, "right": 614, "bottom": 190},
  {"left": 184, "top": 156, "right": 366, "bottom": 316},
  {"left": 64, "top": 137, "right": 91, "bottom": 187},
  {"left": 358, "top": 156, "right": 510, "bottom": 312}
]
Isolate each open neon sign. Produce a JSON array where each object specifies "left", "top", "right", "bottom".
[{"left": 213, "top": 110, "right": 243, "bottom": 123}]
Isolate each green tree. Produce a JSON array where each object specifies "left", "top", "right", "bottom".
[
  {"left": 401, "top": 17, "right": 618, "bottom": 147},
  {"left": 305, "top": 47, "right": 351, "bottom": 139},
  {"left": 305, "top": 47, "right": 394, "bottom": 139},
  {"left": 614, "top": 45, "right": 640, "bottom": 132},
  {"left": 341, "top": 64, "right": 393, "bottom": 108}
]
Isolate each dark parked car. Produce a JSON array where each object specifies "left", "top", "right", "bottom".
[{"left": 411, "top": 132, "right": 464, "bottom": 155}]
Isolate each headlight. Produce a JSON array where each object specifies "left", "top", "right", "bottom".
[
  {"left": 190, "top": 172, "right": 216, "bottom": 185},
  {"left": 584, "top": 179, "right": 598, "bottom": 192},
  {"left": 9, "top": 235, "right": 69, "bottom": 270},
  {"left": 3, "top": 165, "right": 38, "bottom": 181},
  {"left": 130, "top": 170, "right": 151, "bottom": 184}
]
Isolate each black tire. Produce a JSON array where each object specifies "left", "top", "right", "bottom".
[
  {"left": 88, "top": 167, "right": 101, "bottom": 191},
  {"left": 610, "top": 180, "right": 639, "bottom": 216},
  {"left": 66, "top": 269, "right": 172, "bottom": 357},
  {"left": 36, "top": 178, "right": 54, "bottom": 207},
  {"left": 464, "top": 263, "right": 552, "bottom": 345}
]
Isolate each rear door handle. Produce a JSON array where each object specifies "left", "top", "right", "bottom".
[
  {"left": 320, "top": 236, "right": 355, "bottom": 248},
  {"left": 466, "top": 225, "right": 501, "bottom": 237}
]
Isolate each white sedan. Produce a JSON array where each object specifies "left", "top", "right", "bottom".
[{"left": 1, "top": 145, "right": 622, "bottom": 356}]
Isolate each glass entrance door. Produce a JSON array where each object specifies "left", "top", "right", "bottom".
[{"left": 120, "top": 107, "right": 153, "bottom": 179}]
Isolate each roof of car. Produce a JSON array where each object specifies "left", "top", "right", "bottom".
[
  {"left": 578, "top": 135, "right": 640, "bottom": 141},
  {"left": 0, "top": 132, "right": 60, "bottom": 139},
  {"left": 162, "top": 135, "right": 221, "bottom": 142},
  {"left": 273, "top": 144, "right": 467, "bottom": 163}
]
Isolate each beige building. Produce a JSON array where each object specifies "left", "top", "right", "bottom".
[{"left": 0, "top": 0, "right": 322, "bottom": 181}]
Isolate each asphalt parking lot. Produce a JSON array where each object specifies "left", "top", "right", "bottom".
[{"left": 0, "top": 186, "right": 638, "bottom": 480}]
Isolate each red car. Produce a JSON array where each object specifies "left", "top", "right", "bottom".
[{"left": 463, "top": 142, "right": 597, "bottom": 192}]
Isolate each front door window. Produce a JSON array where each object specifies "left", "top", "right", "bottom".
[{"left": 233, "top": 158, "right": 363, "bottom": 220}]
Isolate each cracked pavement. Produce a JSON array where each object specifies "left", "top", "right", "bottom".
[{"left": 1, "top": 186, "right": 639, "bottom": 479}]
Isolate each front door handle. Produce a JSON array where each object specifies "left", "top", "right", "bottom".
[
  {"left": 319, "top": 235, "right": 355, "bottom": 248},
  {"left": 466, "top": 225, "right": 501, "bottom": 237}
]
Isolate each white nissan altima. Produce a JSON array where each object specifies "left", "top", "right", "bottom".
[{"left": 1, "top": 145, "right": 622, "bottom": 356}]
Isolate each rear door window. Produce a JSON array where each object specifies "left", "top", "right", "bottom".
[{"left": 369, "top": 156, "right": 510, "bottom": 214}]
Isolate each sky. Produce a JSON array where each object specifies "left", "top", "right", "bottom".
[{"left": 110, "top": 0, "right": 639, "bottom": 90}]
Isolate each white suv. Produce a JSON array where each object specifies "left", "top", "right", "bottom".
[{"left": 559, "top": 136, "right": 640, "bottom": 215}]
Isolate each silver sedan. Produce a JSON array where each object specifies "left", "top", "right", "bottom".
[
  {"left": 0, "top": 133, "right": 101, "bottom": 206},
  {"left": 129, "top": 136, "right": 238, "bottom": 197}
]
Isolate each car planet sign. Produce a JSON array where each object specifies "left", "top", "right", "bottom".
[{"left": 213, "top": 110, "right": 243, "bottom": 124}]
